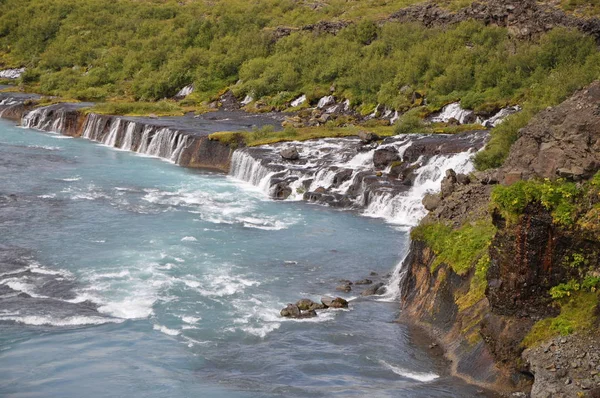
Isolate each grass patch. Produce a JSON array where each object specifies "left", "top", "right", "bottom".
[
  {"left": 491, "top": 178, "right": 582, "bottom": 226},
  {"left": 410, "top": 220, "right": 496, "bottom": 276},
  {"left": 209, "top": 124, "right": 395, "bottom": 147},
  {"left": 455, "top": 254, "right": 491, "bottom": 311},
  {"left": 523, "top": 291, "right": 599, "bottom": 347},
  {"left": 84, "top": 101, "right": 185, "bottom": 117}
]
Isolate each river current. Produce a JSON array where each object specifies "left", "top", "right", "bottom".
[{"left": 0, "top": 119, "right": 488, "bottom": 397}]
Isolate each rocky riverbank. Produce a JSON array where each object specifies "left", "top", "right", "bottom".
[{"left": 399, "top": 82, "right": 600, "bottom": 396}]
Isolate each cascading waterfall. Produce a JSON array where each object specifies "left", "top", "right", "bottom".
[
  {"left": 21, "top": 106, "right": 193, "bottom": 165},
  {"left": 230, "top": 150, "right": 276, "bottom": 190},
  {"left": 363, "top": 150, "right": 476, "bottom": 225}
]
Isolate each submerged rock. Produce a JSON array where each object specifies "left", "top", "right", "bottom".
[{"left": 336, "top": 284, "right": 352, "bottom": 293}]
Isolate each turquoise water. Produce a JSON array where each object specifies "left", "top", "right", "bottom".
[{"left": 0, "top": 120, "right": 487, "bottom": 397}]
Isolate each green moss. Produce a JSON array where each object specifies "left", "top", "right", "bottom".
[
  {"left": 491, "top": 178, "right": 581, "bottom": 226},
  {"left": 209, "top": 125, "right": 395, "bottom": 147},
  {"left": 456, "top": 254, "right": 490, "bottom": 311},
  {"left": 411, "top": 220, "right": 496, "bottom": 276},
  {"left": 393, "top": 108, "right": 431, "bottom": 135},
  {"left": 523, "top": 291, "right": 599, "bottom": 347},
  {"left": 85, "top": 101, "right": 184, "bottom": 117}
]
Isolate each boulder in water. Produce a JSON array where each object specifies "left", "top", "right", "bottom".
[
  {"left": 273, "top": 182, "right": 292, "bottom": 200},
  {"left": 354, "top": 279, "right": 373, "bottom": 285},
  {"left": 280, "top": 303, "right": 301, "bottom": 317},
  {"left": 280, "top": 147, "right": 300, "bottom": 161},
  {"left": 336, "top": 284, "right": 352, "bottom": 293},
  {"left": 321, "top": 296, "right": 348, "bottom": 309},
  {"left": 360, "top": 282, "right": 386, "bottom": 296},
  {"left": 373, "top": 147, "right": 399, "bottom": 169},
  {"left": 280, "top": 303, "right": 318, "bottom": 318},
  {"left": 358, "top": 130, "right": 380, "bottom": 144}
]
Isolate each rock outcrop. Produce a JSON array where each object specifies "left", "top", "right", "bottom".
[
  {"left": 400, "top": 81, "right": 600, "bottom": 396},
  {"left": 389, "top": 0, "right": 600, "bottom": 42}
]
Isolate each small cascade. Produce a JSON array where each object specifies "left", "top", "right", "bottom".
[
  {"left": 363, "top": 150, "right": 476, "bottom": 225},
  {"left": 228, "top": 132, "right": 487, "bottom": 225},
  {"left": 0, "top": 97, "right": 22, "bottom": 117},
  {"left": 103, "top": 119, "right": 122, "bottom": 147},
  {"left": 230, "top": 150, "right": 275, "bottom": 189},
  {"left": 120, "top": 122, "right": 136, "bottom": 151},
  {"left": 430, "top": 102, "right": 476, "bottom": 124},
  {"left": 22, "top": 106, "right": 70, "bottom": 133},
  {"left": 175, "top": 84, "right": 194, "bottom": 98},
  {"left": 0, "top": 68, "right": 25, "bottom": 79}
]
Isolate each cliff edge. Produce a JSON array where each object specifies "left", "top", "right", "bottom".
[{"left": 400, "top": 82, "right": 600, "bottom": 396}]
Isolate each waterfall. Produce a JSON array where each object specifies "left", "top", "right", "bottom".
[
  {"left": 363, "top": 150, "right": 476, "bottom": 225},
  {"left": 0, "top": 68, "right": 25, "bottom": 79},
  {"left": 103, "top": 119, "right": 122, "bottom": 147},
  {"left": 175, "top": 84, "right": 194, "bottom": 98},
  {"left": 121, "top": 122, "right": 136, "bottom": 151},
  {"left": 430, "top": 102, "right": 476, "bottom": 125},
  {"left": 229, "top": 150, "right": 276, "bottom": 190},
  {"left": 20, "top": 108, "right": 192, "bottom": 165}
]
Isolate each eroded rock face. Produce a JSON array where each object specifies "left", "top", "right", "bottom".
[{"left": 501, "top": 82, "right": 600, "bottom": 182}]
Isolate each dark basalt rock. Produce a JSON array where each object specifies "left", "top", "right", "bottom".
[
  {"left": 373, "top": 147, "right": 400, "bottom": 169},
  {"left": 280, "top": 303, "right": 317, "bottom": 318},
  {"left": 354, "top": 279, "right": 372, "bottom": 285}
]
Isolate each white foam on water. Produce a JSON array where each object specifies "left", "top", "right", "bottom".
[
  {"left": 181, "top": 236, "right": 197, "bottom": 242},
  {"left": 37, "top": 194, "right": 56, "bottom": 199},
  {"left": 28, "top": 145, "right": 61, "bottom": 151},
  {"left": 153, "top": 324, "right": 181, "bottom": 336},
  {"left": 181, "top": 315, "right": 201, "bottom": 324},
  {"left": 0, "top": 315, "right": 123, "bottom": 326},
  {"left": 379, "top": 360, "right": 439, "bottom": 382},
  {"left": 98, "top": 296, "right": 156, "bottom": 319},
  {"left": 62, "top": 176, "right": 81, "bottom": 182}
]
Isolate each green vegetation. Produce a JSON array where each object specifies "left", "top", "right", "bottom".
[
  {"left": 84, "top": 101, "right": 185, "bottom": 117},
  {"left": 210, "top": 124, "right": 396, "bottom": 147},
  {"left": 0, "top": 1, "right": 597, "bottom": 118},
  {"left": 455, "top": 254, "right": 490, "bottom": 311},
  {"left": 550, "top": 277, "right": 600, "bottom": 299},
  {"left": 491, "top": 178, "right": 581, "bottom": 226},
  {"left": 473, "top": 110, "right": 533, "bottom": 170},
  {"left": 523, "top": 291, "right": 599, "bottom": 347},
  {"left": 410, "top": 220, "right": 496, "bottom": 276}
]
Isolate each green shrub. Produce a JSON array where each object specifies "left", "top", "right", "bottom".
[
  {"left": 411, "top": 220, "right": 496, "bottom": 275},
  {"left": 491, "top": 179, "right": 580, "bottom": 226},
  {"left": 393, "top": 108, "right": 430, "bottom": 134}
]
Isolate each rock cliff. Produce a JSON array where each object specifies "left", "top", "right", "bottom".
[{"left": 400, "top": 82, "right": 600, "bottom": 396}]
